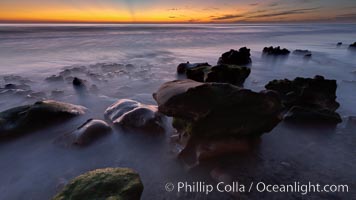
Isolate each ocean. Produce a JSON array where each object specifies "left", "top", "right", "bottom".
[{"left": 0, "top": 23, "right": 355, "bottom": 199}]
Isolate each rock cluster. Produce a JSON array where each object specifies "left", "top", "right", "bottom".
[
  {"left": 265, "top": 75, "right": 342, "bottom": 124},
  {"left": 177, "top": 48, "right": 252, "bottom": 86},
  {"left": 263, "top": 46, "right": 290, "bottom": 56}
]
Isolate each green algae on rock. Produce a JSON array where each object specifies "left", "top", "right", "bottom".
[{"left": 53, "top": 168, "right": 144, "bottom": 200}]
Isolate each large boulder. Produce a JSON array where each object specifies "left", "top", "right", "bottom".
[
  {"left": 52, "top": 168, "right": 144, "bottom": 200},
  {"left": 263, "top": 46, "right": 290, "bottom": 56},
  {"left": 55, "top": 119, "right": 112, "bottom": 147},
  {"left": 265, "top": 75, "right": 342, "bottom": 124},
  {"left": 154, "top": 80, "right": 282, "bottom": 139},
  {"left": 217, "top": 47, "right": 252, "bottom": 65},
  {"left": 104, "top": 99, "right": 166, "bottom": 133},
  {"left": 153, "top": 80, "right": 282, "bottom": 164},
  {"left": 349, "top": 42, "right": 356, "bottom": 49},
  {"left": 0, "top": 100, "right": 87, "bottom": 138}
]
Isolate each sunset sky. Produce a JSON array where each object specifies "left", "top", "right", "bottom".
[{"left": 0, "top": 0, "right": 356, "bottom": 23}]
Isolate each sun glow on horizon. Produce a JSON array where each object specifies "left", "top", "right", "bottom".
[{"left": 0, "top": 0, "right": 355, "bottom": 23}]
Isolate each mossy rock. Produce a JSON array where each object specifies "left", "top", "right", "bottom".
[{"left": 53, "top": 168, "right": 144, "bottom": 200}]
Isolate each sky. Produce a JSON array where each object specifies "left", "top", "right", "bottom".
[{"left": 0, "top": 0, "right": 356, "bottom": 23}]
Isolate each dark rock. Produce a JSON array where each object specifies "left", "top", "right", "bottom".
[
  {"left": 0, "top": 100, "right": 87, "bottom": 138},
  {"left": 72, "top": 77, "right": 85, "bottom": 87},
  {"left": 154, "top": 80, "right": 282, "bottom": 139},
  {"left": 185, "top": 65, "right": 210, "bottom": 82},
  {"left": 337, "top": 42, "right": 343, "bottom": 46},
  {"left": 4, "top": 83, "right": 31, "bottom": 90},
  {"left": 263, "top": 46, "right": 290, "bottom": 56},
  {"left": 293, "top": 49, "right": 312, "bottom": 55},
  {"left": 284, "top": 106, "right": 342, "bottom": 124},
  {"left": 205, "top": 64, "right": 251, "bottom": 86},
  {"left": 217, "top": 47, "right": 252, "bottom": 65},
  {"left": 177, "top": 62, "right": 211, "bottom": 74},
  {"left": 154, "top": 80, "right": 282, "bottom": 164},
  {"left": 304, "top": 53, "right": 312, "bottom": 58},
  {"left": 349, "top": 42, "right": 356, "bottom": 49},
  {"left": 56, "top": 119, "right": 111, "bottom": 146},
  {"left": 104, "top": 99, "right": 166, "bottom": 133},
  {"left": 265, "top": 75, "right": 341, "bottom": 124},
  {"left": 52, "top": 168, "right": 144, "bottom": 200}
]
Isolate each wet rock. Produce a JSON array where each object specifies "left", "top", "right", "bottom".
[
  {"left": 56, "top": 119, "right": 111, "bottom": 146},
  {"left": 263, "top": 46, "right": 290, "bottom": 56},
  {"left": 205, "top": 64, "right": 251, "bottom": 86},
  {"left": 293, "top": 49, "right": 312, "bottom": 55},
  {"left": 52, "top": 168, "right": 144, "bottom": 200},
  {"left": 304, "top": 53, "right": 312, "bottom": 58},
  {"left": 217, "top": 47, "right": 252, "bottom": 66},
  {"left": 337, "top": 42, "right": 343, "bottom": 46},
  {"left": 186, "top": 65, "right": 210, "bottom": 82},
  {"left": 265, "top": 75, "right": 342, "bottom": 124},
  {"left": 177, "top": 62, "right": 211, "bottom": 74},
  {"left": 153, "top": 80, "right": 282, "bottom": 164},
  {"left": 4, "top": 83, "right": 31, "bottom": 90},
  {"left": 284, "top": 106, "right": 342, "bottom": 124},
  {"left": 154, "top": 80, "right": 282, "bottom": 138},
  {"left": 182, "top": 64, "right": 251, "bottom": 86},
  {"left": 0, "top": 100, "right": 87, "bottom": 138},
  {"left": 349, "top": 42, "right": 356, "bottom": 49},
  {"left": 104, "top": 99, "right": 166, "bottom": 133},
  {"left": 72, "top": 77, "right": 85, "bottom": 87}
]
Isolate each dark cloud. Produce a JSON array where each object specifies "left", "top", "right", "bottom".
[
  {"left": 211, "top": 14, "right": 244, "bottom": 20},
  {"left": 247, "top": 7, "right": 320, "bottom": 19},
  {"left": 249, "top": 3, "right": 259, "bottom": 6}
]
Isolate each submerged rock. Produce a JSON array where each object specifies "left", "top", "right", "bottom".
[
  {"left": 205, "top": 64, "right": 251, "bottom": 86},
  {"left": 265, "top": 75, "right": 342, "bottom": 124},
  {"left": 177, "top": 62, "right": 211, "bottom": 74},
  {"left": 56, "top": 119, "right": 111, "bottom": 146},
  {"left": 153, "top": 80, "right": 282, "bottom": 164},
  {"left": 72, "top": 77, "right": 85, "bottom": 87},
  {"left": 0, "top": 100, "right": 87, "bottom": 138},
  {"left": 293, "top": 49, "right": 312, "bottom": 56},
  {"left": 263, "top": 46, "right": 290, "bottom": 56},
  {"left": 104, "top": 99, "right": 166, "bottom": 133},
  {"left": 349, "top": 42, "right": 356, "bottom": 49},
  {"left": 52, "top": 168, "right": 144, "bottom": 200},
  {"left": 217, "top": 47, "right": 252, "bottom": 66}
]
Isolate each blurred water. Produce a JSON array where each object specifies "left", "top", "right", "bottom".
[{"left": 0, "top": 24, "right": 355, "bottom": 200}]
